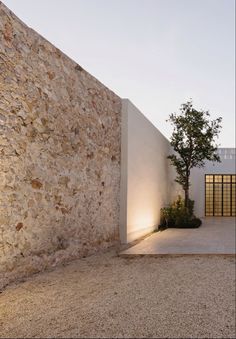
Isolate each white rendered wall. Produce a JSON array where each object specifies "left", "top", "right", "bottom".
[
  {"left": 120, "top": 99, "right": 181, "bottom": 243},
  {"left": 190, "top": 148, "right": 236, "bottom": 217}
]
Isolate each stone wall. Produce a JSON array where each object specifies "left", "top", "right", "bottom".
[{"left": 0, "top": 2, "right": 122, "bottom": 288}]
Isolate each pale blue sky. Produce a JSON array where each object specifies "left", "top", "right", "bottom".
[{"left": 4, "top": 0, "right": 235, "bottom": 146}]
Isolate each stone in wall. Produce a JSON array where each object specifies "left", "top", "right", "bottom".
[{"left": 0, "top": 2, "right": 122, "bottom": 289}]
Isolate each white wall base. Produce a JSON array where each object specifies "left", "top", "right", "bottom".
[{"left": 127, "top": 224, "right": 157, "bottom": 244}]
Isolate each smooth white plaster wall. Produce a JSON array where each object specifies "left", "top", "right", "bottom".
[
  {"left": 120, "top": 99, "right": 181, "bottom": 243},
  {"left": 190, "top": 148, "right": 236, "bottom": 217}
]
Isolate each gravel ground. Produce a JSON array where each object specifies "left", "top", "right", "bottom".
[{"left": 0, "top": 250, "right": 235, "bottom": 338}]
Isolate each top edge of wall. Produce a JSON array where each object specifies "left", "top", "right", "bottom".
[
  {"left": 122, "top": 98, "right": 171, "bottom": 144},
  {"left": 0, "top": 1, "right": 121, "bottom": 100}
]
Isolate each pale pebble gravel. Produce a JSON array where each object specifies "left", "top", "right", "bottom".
[{"left": 0, "top": 250, "right": 235, "bottom": 338}]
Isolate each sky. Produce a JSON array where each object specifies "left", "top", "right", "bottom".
[{"left": 3, "top": 0, "right": 235, "bottom": 147}]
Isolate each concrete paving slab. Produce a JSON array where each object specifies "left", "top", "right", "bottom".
[{"left": 120, "top": 217, "right": 236, "bottom": 256}]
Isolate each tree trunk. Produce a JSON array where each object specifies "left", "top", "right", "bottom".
[
  {"left": 184, "top": 174, "right": 190, "bottom": 210},
  {"left": 184, "top": 189, "right": 189, "bottom": 209}
]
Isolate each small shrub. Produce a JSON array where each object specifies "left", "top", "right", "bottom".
[
  {"left": 159, "top": 196, "right": 201, "bottom": 229},
  {"left": 189, "top": 217, "right": 202, "bottom": 228},
  {"left": 160, "top": 206, "right": 173, "bottom": 227}
]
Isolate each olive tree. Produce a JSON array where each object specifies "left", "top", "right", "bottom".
[{"left": 167, "top": 100, "right": 222, "bottom": 210}]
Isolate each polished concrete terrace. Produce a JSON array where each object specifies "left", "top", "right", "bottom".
[{"left": 120, "top": 217, "right": 236, "bottom": 256}]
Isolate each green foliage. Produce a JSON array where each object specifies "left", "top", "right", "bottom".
[
  {"left": 189, "top": 218, "right": 202, "bottom": 228},
  {"left": 160, "top": 196, "right": 202, "bottom": 229},
  {"left": 159, "top": 206, "right": 172, "bottom": 229},
  {"left": 167, "top": 100, "right": 222, "bottom": 208}
]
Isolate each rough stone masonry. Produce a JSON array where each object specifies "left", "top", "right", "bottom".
[{"left": 0, "top": 2, "right": 122, "bottom": 288}]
